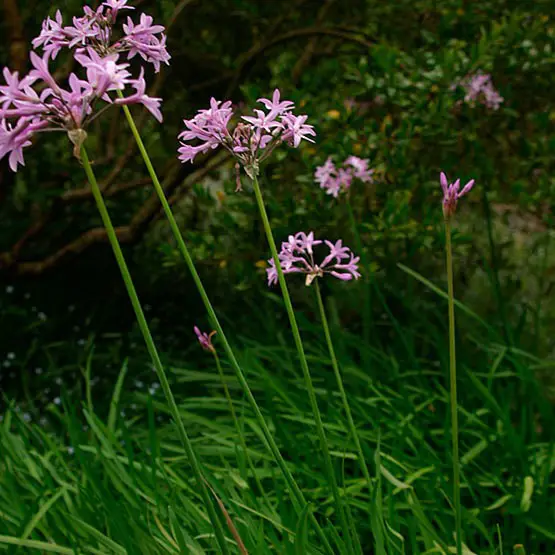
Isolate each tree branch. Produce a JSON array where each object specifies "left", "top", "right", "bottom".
[
  {"left": 226, "top": 26, "right": 375, "bottom": 96},
  {"left": 0, "top": 151, "right": 230, "bottom": 276}
]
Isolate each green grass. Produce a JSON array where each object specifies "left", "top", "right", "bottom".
[{"left": 1, "top": 278, "right": 553, "bottom": 554}]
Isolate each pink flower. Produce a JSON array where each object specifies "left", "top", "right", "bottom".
[
  {"left": 314, "top": 157, "right": 336, "bottom": 183},
  {"left": 32, "top": 3, "right": 170, "bottom": 73},
  {"left": 114, "top": 68, "right": 163, "bottom": 122},
  {"left": 104, "top": 0, "right": 134, "bottom": 19},
  {"left": 178, "top": 98, "right": 233, "bottom": 163},
  {"left": 315, "top": 154, "right": 374, "bottom": 198},
  {"left": 256, "top": 88, "right": 295, "bottom": 116},
  {"left": 122, "top": 13, "right": 170, "bottom": 73},
  {"left": 345, "top": 155, "right": 374, "bottom": 183},
  {"left": 454, "top": 72, "right": 504, "bottom": 110},
  {"left": 281, "top": 113, "right": 315, "bottom": 148},
  {"left": 178, "top": 89, "right": 315, "bottom": 180},
  {"left": 75, "top": 50, "right": 131, "bottom": 97},
  {"left": 440, "top": 172, "right": 475, "bottom": 218},
  {"left": 194, "top": 326, "right": 216, "bottom": 353},
  {"left": 0, "top": 117, "right": 47, "bottom": 171},
  {"left": 266, "top": 231, "right": 360, "bottom": 287}
]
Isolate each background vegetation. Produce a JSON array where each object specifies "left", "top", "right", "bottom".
[{"left": 0, "top": 0, "right": 553, "bottom": 553}]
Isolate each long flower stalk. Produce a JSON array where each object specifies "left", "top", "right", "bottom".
[
  {"left": 440, "top": 170, "right": 473, "bottom": 555},
  {"left": 445, "top": 218, "right": 462, "bottom": 555},
  {"left": 313, "top": 280, "right": 372, "bottom": 493},
  {"left": 251, "top": 174, "right": 356, "bottom": 554},
  {"left": 212, "top": 350, "right": 267, "bottom": 502},
  {"left": 79, "top": 145, "right": 230, "bottom": 555},
  {"left": 117, "top": 101, "right": 334, "bottom": 554}
]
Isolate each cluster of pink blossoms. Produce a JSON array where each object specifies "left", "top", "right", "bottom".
[
  {"left": 0, "top": 0, "right": 165, "bottom": 172},
  {"left": 440, "top": 172, "right": 475, "bottom": 218},
  {"left": 178, "top": 89, "right": 315, "bottom": 185},
  {"left": 267, "top": 232, "right": 360, "bottom": 287},
  {"left": 33, "top": 0, "right": 170, "bottom": 72},
  {"left": 314, "top": 156, "right": 374, "bottom": 198},
  {"left": 454, "top": 72, "right": 504, "bottom": 110}
]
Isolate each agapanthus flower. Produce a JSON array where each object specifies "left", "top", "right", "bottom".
[
  {"left": 440, "top": 171, "right": 475, "bottom": 218},
  {"left": 0, "top": 50, "right": 161, "bottom": 171},
  {"left": 194, "top": 326, "right": 216, "bottom": 353},
  {"left": 32, "top": 1, "right": 169, "bottom": 72},
  {"left": 178, "top": 89, "right": 315, "bottom": 183},
  {"left": 266, "top": 231, "right": 360, "bottom": 287},
  {"left": 453, "top": 72, "right": 503, "bottom": 110},
  {"left": 315, "top": 155, "right": 374, "bottom": 198}
]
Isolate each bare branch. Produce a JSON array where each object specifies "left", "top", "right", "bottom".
[{"left": 0, "top": 151, "right": 230, "bottom": 276}]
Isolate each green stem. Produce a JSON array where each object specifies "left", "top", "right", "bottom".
[
  {"left": 346, "top": 198, "right": 372, "bottom": 371},
  {"left": 251, "top": 175, "right": 356, "bottom": 554},
  {"left": 117, "top": 102, "right": 333, "bottom": 554},
  {"left": 314, "top": 280, "right": 372, "bottom": 493},
  {"left": 445, "top": 218, "right": 462, "bottom": 555},
  {"left": 80, "top": 146, "right": 230, "bottom": 555},
  {"left": 213, "top": 351, "right": 267, "bottom": 502}
]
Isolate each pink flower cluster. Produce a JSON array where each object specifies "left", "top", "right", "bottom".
[
  {"left": 33, "top": 0, "right": 170, "bottom": 72},
  {"left": 0, "top": 1, "right": 165, "bottom": 172},
  {"left": 266, "top": 231, "right": 360, "bottom": 287},
  {"left": 455, "top": 72, "right": 504, "bottom": 110},
  {"left": 0, "top": 51, "right": 162, "bottom": 171},
  {"left": 315, "top": 156, "right": 374, "bottom": 198},
  {"left": 440, "top": 172, "right": 475, "bottom": 218},
  {"left": 178, "top": 89, "right": 315, "bottom": 182}
]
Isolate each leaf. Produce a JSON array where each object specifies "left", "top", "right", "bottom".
[
  {"left": 486, "top": 494, "right": 512, "bottom": 511},
  {"left": 294, "top": 503, "right": 311, "bottom": 555},
  {"left": 519, "top": 476, "right": 533, "bottom": 513},
  {"left": 379, "top": 463, "right": 410, "bottom": 491},
  {"left": 108, "top": 359, "right": 128, "bottom": 435}
]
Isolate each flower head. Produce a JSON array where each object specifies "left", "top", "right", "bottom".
[
  {"left": 440, "top": 171, "right": 475, "bottom": 218},
  {"left": 194, "top": 326, "right": 216, "bottom": 353},
  {"left": 315, "top": 155, "right": 374, "bottom": 198},
  {"left": 266, "top": 231, "right": 360, "bottom": 287},
  {"left": 345, "top": 156, "right": 374, "bottom": 182},
  {"left": 0, "top": 48, "right": 162, "bottom": 171},
  {"left": 32, "top": 2, "right": 169, "bottom": 72},
  {"left": 454, "top": 72, "right": 503, "bottom": 110},
  {"left": 178, "top": 89, "right": 315, "bottom": 180},
  {"left": 122, "top": 13, "right": 170, "bottom": 73}
]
